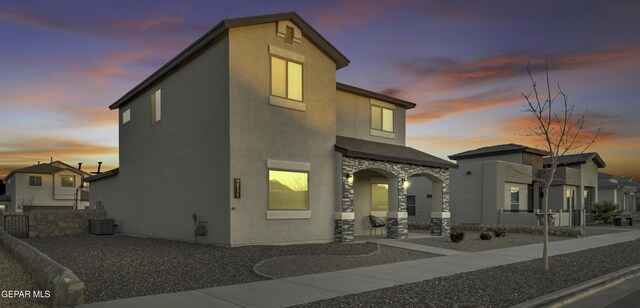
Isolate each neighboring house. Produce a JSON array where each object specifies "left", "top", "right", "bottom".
[
  {"left": 542, "top": 153, "right": 605, "bottom": 225},
  {"left": 3, "top": 161, "right": 90, "bottom": 212},
  {"left": 85, "top": 12, "right": 456, "bottom": 246},
  {"left": 436, "top": 144, "right": 604, "bottom": 227},
  {"left": 598, "top": 173, "right": 638, "bottom": 214}
]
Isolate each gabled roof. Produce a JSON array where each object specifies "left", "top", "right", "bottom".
[
  {"left": 543, "top": 152, "right": 606, "bottom": 168},
  {"left": 109, "top": 12, "right": 350, "bottom": 110},
  {"left": 335, "top": 136, "right": 457, "bottom": 169},
  {"left": 51, "top": 160, "right": 91, "bottom": 177},
  {"left": 4, "top": 161, "right": 89, "bottom": 181},
  {"left": 83, "top": 168, "right": 119, "bottom": 182},
  {"left": 336, "top": 82, "right": 416, "bottom": 109},
  {"left": 448, "top": 144, "right": 549, "bottom": 160}
]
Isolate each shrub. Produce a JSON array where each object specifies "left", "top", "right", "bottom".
[
  {"left": 480, "top": 231, "right": 492, "bottom": 240},
  {"left": 489, "top": 227, "right": 507, "bottom": 237},
  {"left": 591, "top": 201, "right": 622, "bottom": 224},
  {"left": 450, "top": 228, "right": 465, "bottom": 243}
]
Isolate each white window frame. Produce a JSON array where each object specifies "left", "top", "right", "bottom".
[{"left": 150, "top": 89, "right": 161, "bottom": 124}]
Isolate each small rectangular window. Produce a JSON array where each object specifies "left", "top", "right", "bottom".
[
  {"left": 29, "top": 176, "right": 42, "bottom": 187},
  {"left": 510, "top": 187, "right": 520, "bottom": 207},
  {"left": 406, "top": 195, "right": 416, "bottom": 217},
  {"left": 122, "top": 109, "right": 131, "bottom": 124},
  {"left": 61, "top": 175, "right": 75, "bottom": 188},
  {"left": 371, "top": 105, "right": 394, "bottom": 132},
  {"left": 269, "top": 170, "right": 308, "bottom": 210},
  {"left": 150, "top": 89, "right": 161, "bottom": 124},
  {"left": 271, "top": 56, "right": 303, "bottom": 101}
]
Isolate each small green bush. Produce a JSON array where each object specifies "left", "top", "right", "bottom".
[
  {"left": 480, "top": 231, "right": 492, "bottom": 240},
  {"left": 591, "top": 201, "right": 622, "bottom": 224},
  {"left": 450, "top": 228, "right": 465, "bottom": 243}
]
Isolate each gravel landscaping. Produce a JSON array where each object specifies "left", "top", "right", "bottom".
[
  {"left": 255, "top": 244, "right": 436, "bottom": 279},
  {"left": 406, "top": 227, "right": 625, "bottom": 252},
  {"left": 296, "top": 238, "right": 640, "bottom": 308},
  {"left": 22, "top": 235, "right": 429, "bottom": 303},
  {"left": 0, "top": 246, "right": 49, "bottom": 308}
]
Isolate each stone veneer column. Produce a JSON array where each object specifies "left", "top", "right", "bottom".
[{"left": 335, "top": 167, "right": 355, "bottom": 242}]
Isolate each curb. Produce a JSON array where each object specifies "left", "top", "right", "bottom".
[
  {"left": 512, "top": 263, "right": 640, "bottom": 308},
  {"left": 0, "top": 231, "right": 85, "bottom": 307}
]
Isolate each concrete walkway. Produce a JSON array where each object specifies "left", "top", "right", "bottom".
[{"left": 81, "top": 230, "right": 640, "bottom": 308}]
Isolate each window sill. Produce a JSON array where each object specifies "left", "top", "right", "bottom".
[
  {"left": 270, "top": 96, "right": 305, "bottom": 112},
  {"left": 267, "top": 210, "right": 311, "bottom": 220},
  {"left": 370, "top": 129, "right": 395, "bottom": 139}
]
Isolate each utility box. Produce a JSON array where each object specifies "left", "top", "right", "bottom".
[{"left": 90, "top": 218, "right": 114, "bottom": 235}]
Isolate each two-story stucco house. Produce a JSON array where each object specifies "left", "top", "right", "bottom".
[
  {"left": 436, "top": 144, "right": 604, "bottom": 227},
  {"left": 3, "top": 161, "right": 90, "bottom": 212},
  {"left": 86, "top": 12, "right": 457, "bottom": 246}
]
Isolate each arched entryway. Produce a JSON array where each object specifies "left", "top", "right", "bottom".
[
  {"left": 352, "top": 168, "right": 398, "bottom": 236},
  {"left": 334, "top": 154, "right": 451, "bottom": 242}
]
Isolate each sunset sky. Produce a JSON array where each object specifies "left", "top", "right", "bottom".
[{"left": 1, "top": 0, "right": 639, "bottom": 179}]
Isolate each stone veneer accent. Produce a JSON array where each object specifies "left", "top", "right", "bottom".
[
  {"left": 0, "top": 230, "right": 85, "bottom": 306},
  {"left": 334, "top": 219, "right": 355, "bottom": 242},
  {"left": 28, "top": 209, "right": 106, "bottom": 238},
  {"left": 336, "top": 156, "right": 450, "bottom": 242}
]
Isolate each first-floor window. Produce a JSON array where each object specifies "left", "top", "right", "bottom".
[
  {"left": 29, "top": 175, "right": 42, "bottom": 187},
  {"left": 510, "top": 187, "right": 520, "bottom": 208},
  {"left": 406, "top": 195, "right": 416, "bottom": 216},
  {"left": 268, "top": 170, "right": 308, "bottom": 210},
  {"left": 505, "top": 183, "right": 528, "bottom": 212},
  {"left": 371, "top": 183, "right": 389, "bottom": 211},
  {"left": 61, "top": 175, "right": 75, "bottom": 187}
]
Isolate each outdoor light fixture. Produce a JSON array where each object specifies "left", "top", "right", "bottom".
[
  {"left": 346, "top": 173, "right": 354, "bottom": 185},
  {"left": 401, "top": 178, "right": 410, "bottom": 189}
]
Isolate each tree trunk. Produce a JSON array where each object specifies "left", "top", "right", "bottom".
[{"left": 543, "top": 181, "right": 551, "bottom": 271}]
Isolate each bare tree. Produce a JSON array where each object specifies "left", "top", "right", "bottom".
[{"left": 521, "top": 56, "right": 600, "bottom": 271}]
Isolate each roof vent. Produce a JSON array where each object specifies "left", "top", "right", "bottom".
[{"left": 284, "top": 26, "right": 294, "bottom": 44}]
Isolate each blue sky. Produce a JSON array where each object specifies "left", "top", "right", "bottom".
[{"left": 1, "top": 0, "right": 639, "bottom": 178}]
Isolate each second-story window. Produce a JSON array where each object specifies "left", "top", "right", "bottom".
[
  {"left": 271, "top": 56, "right": 302, "bottom": 101},
  {"left": 61, "top": 175, "right": 75, "bottom": 188},
  {"left": 371, "top": 105, "right": 393, "bottom": 133},
  {"left": 29, "top": 176, "right": 42, "bottom": 187},
  {"left": 122, "top": 109, "right": 131, "bottom": 125},
  {"left": 150, "top": 89, "right": 161, "bottom": 124}
]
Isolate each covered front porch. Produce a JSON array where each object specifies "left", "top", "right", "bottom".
[{"left": 333, "top": 136, "right": 456, "bottom": 242}]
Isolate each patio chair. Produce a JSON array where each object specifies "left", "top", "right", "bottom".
[{"left": 369, "top": 215, "right": 386, "bottom": 236}]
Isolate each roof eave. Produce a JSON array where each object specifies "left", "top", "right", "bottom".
[
  {"left": 336, "top": 82, "right": 416, "bottom": 109},
  {"left": 109, "top": 12, "right": 350, "bottom": 110},
  {"left": 335, "top": 145, "right": 457, "bottom": 169}
]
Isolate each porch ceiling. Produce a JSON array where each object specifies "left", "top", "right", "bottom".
[{"left": 335, "top": 136, "right": 458, "bottom": 169}]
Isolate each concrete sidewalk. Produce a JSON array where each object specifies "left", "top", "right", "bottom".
[{"left": 81, "top": 230, "right": 640, "bottom": 308}]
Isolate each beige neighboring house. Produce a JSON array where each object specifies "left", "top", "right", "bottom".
[
  {"left": 3, "top": 161, "right": 90, "bottom": 212},
  {"left": 598, "top": 173, "right": 638, "bottom": 214},
  {"left": 86, "top": 12, "right": 457, "bottom": 246},
  {"left": 428, "top": 144, "right": 605, "bottom": 227}
]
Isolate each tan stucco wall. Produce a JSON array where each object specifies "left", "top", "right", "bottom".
[
  {"left": 228, "top": 22, "right": 338, "bottom": 245},
  {"left": 336, "top": 90, "right": 406, "bottom": 146},
  {"left": 114, "top": 33, "right": 231, "bottom": 245}
]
